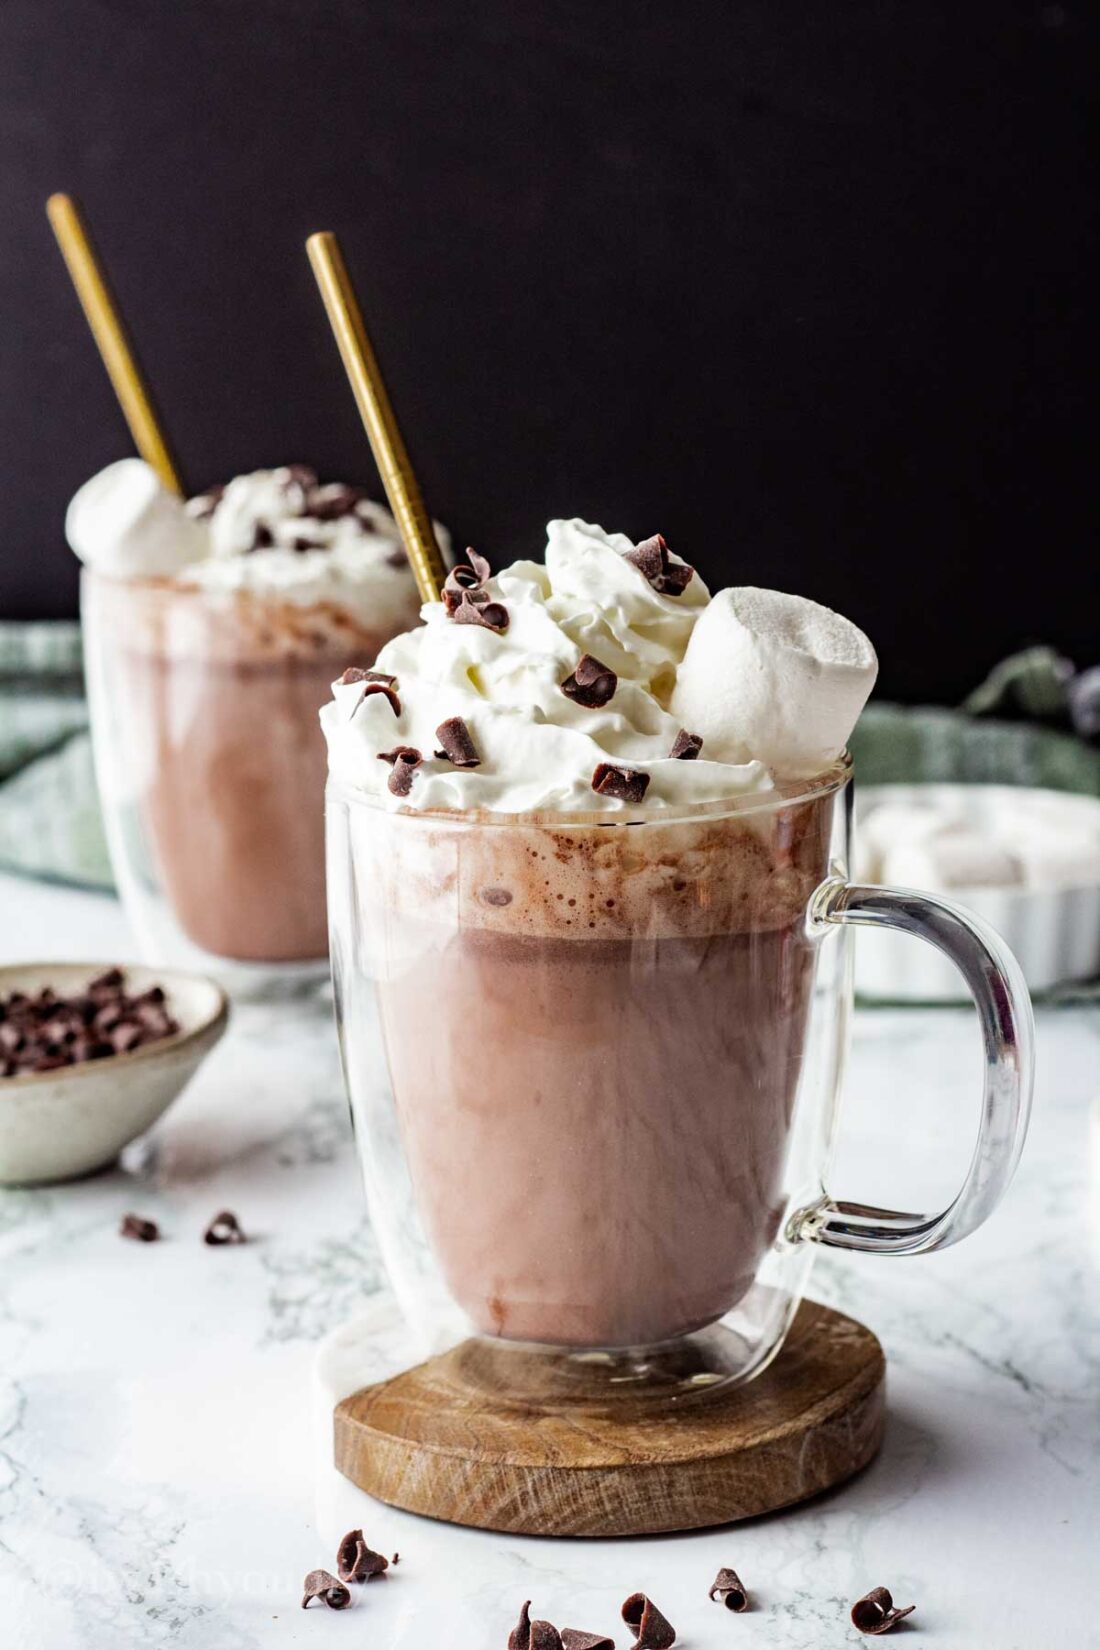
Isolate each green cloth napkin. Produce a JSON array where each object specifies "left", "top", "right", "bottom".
[{"left": 0, "top": 621, "right": 113, "bottom": 889}]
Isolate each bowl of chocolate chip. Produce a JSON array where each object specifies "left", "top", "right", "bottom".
[{"left": 0, "top": 963, "right": 228, "bottom": 1185}]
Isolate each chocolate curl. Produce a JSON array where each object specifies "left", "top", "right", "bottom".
[
  {"left": 378, "top": 746, "right": 423, "bottom": 798},
  {"left": 561, "top": 1632, "right": 615, "bottom": 1649},
  {"left": 668, "top": 730, "right": 703, "bottom": 760},
  {"left": 591, "top": 762, "right": 650, "bottom": 803},
  {"left": 203, "top": 1210, "right": 246, "bottom": 1246},
  {"left": 301, "top": 1569, "right": 351, "bottom": 1610},
  {"left": 348, "top": 675, "right": 402, "bottom": 717},
  {"left": 451, "top": 589, "right": 510, "bottom": 633},
  {"left": 620, "top": 1593, "right": 676, "bottom": 1648},
  {"left": 509, "top": 1601, "right": 564, "bottom": 1650},
  {"left": 336, "top": 1528, "right": 389, "bottom": 1583},
  {"left": 850, "top": 1587, "right": 915, "bottom": 1636},
  {"left": 623, "top": 533, "right": 694, "bottom": 596},
  {"left": 309, "top": 483, "right": 367, "bottom": 520},
  {"left": 708, "top": 1568, "right": 748, "bottom": 1611},
  {"left": 435, "top": 716, "right": 482, "bottom": 767},
  {"left": 120, "top": 1214, "right": 159, "bottom": 1243},
  {"left": 560, "top": 654, "right": 618, "bottom": 709},
  {"left": 444, "top": 546, "right": 491, "bottom": 595}
]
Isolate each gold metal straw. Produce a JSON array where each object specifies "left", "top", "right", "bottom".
[
  {"left": 306, "top": 230, "right": 445, "bottom": 604},
  {"left": 46, "top": 193, "right": 183, "bottom": 496}
]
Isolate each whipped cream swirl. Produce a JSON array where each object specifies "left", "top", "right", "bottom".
[{"left": 320, "top": 518, "right": 774, "bottom": 814}]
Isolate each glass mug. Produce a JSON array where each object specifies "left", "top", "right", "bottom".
[
  {"left": 82, "top": 569, "right": 418, "bottom": 996},
  {"left": 328, "top": 757, "right": 1033, "bottom": 1400}
]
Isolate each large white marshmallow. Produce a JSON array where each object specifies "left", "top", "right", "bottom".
[
  {"left": 671, "top": 585, "right": 878, "bottom": 776},
  {"left": 65, "top": 458, "right": 210, "bottom": 577}
]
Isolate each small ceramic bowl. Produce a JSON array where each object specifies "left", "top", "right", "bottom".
[{"left": 0, "top": 962, "right": 228, "bottom": 1186}]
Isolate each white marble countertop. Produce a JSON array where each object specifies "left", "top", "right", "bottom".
[{"left": 1, "top": 870, "right": 1097, "bottom": 1649}]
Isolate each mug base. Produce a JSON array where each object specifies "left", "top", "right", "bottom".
[{"left": 331, "top": 1297, "right": 885, "bottom": 1536}]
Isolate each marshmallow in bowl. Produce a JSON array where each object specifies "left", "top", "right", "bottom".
[
  {"left": 671, "top": 586, "right": 878, "bottom": 777},
  {"left": 66, "top": 458, "right": 209, "bottom": 577}
]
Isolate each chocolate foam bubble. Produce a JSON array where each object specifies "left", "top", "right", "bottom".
[{"left": 336, "top": 777, "right": 841, "bottom": 942}]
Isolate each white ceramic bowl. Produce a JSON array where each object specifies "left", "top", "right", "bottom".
[
  {"left": 854, "top": 784, "right": 1100, "bottom": 1002},
  {"left": 0, "top": 962, "right": 228, "bottom": 1185}
]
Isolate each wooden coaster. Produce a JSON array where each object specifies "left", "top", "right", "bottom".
[{"left": 334, "top": 1300, "right": 885, "bottom": 1536}]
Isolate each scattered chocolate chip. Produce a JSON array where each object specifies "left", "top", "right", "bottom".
[
  {"left": 349, "top": 677, "right": 402, "bottom": 717},
  {"left": 251, "top": 523, "right": 274, "bottom": 550},
  {"left": 203, "top": 1210, "right": 246, "bottom": 1246},
  {"left": 386, "top": 546, "right": 408, "bottom": 567},
  {"left": 391, "top": 1552, "right": 400, "bottom": 1565},
  {"left": 850, "top": 1588, "right": 915, "bottom": 1636},
  {"left": 1, "top": 971, "right": 179, "bottom": 1079},
  {"left": 292, "top": 536, "right": 323, "bottom": 552},
  {"left": 480, "top": 887, "right": 513, "bottom": 907},
  {"left": 336, "top": 1528, "right": 389, "bottom": 1583},
  {"left": 378, "top": 746, "right": 423, "bottom": 797},
  {"left": 623, "top": 533, "right": 694, "bottom": 596},
  {"left": 120, "top": 1214, "right": 159, "bottom": 1242},
  {"left": 708, "top": 1568, "right": 748, "bottom": 1611},
  {"left": 668, "top": 730, "right": 703, "bottom": 760},
  {"left": 621, "top": 1593, "right": 675, "bottom": 1649},
  {"left": 435, "top": 716, "right": 481, "bottom": 767},
  {"left": 450, "top": 589, "right": 510, "bottom": 632},
  {"left": 561, "top": 654, "right": 618, "bottom": 709},
  {"left": 301, "top": 1569, "right": 351, "bottom": 1610},
  {"left": 591, "top": 763, "right": 650, "bottom": 803},
  {"left": 509, "top": 1602, "right": 563, "bottom": 1650},
  {"left": 562, "top": 1632, "right": 615, "bottom": 1649}
]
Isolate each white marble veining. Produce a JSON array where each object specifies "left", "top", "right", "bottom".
[{"left": 1, "top": 870, "right": 1097, "bottom": 1648}]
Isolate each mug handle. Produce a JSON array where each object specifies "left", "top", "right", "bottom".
[{"left": 788, "top": 879, "right": 1035, "bottom": 1255}]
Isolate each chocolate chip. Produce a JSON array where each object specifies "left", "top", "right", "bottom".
[
  {"left": 591, "top": 763, "right": 650, "bottom": 803},
  {"left": 450, "top": 589, "right": 510, "bottom": 633},
  {"left": 561, "top": 654, "right": 618, "bottom": 709},
  {"left": 850, "top": 1588, "right": 915, "bottom": 1636},
  {"left": 480, "top": 887, "right": 513, "bottom": 907},
  {"left": 203, "top": 1210, "right": 246, "bottom": 1246},
  {"left": 444, "top": 547, "right": 491, "bottom": 595},
  {"left": 1, "top": 971, "right": 179, "bottom": 1078},
  {"left": 435, "top": 716, "right": 481, "bottom": 767},
  {"left": 250, "top": 523, "right": 274, "bottom": 550},
  {"left": 336, "top": 1528, "right": 389, "bottom": 1583},
  {"left": 509, "top": 1602, "right": 563, "bottom": 1650},
  {"left": 301, "top": 1569, "right": 351, "bottom": 1610},
  {"left": 120, "top": 1214, "right": 159, "bottom": 1243},
  {"left": 623, "top": 532, "right": 694, "bottom": 596},
  {"left": 391, "top": 1552, "right": 400, "bottom": 1565},
  {"left": 309, "top": 483, "right": 366, "bottom": 520},
  {"left": 292, "top": 536, "right": 322, "bottom": 552},
  {"left": 349, "top": 677, "right": 402, "bottom": 717},
  {"left": 386, "top": 546, "right": 408, "bottom": 567},
  {"left": 708, "top": 1568, "right": 748, "bottom": 1611},
  {"left": 378, "top": 746, "right": 423, "bottom": 797},
  {"left": 668, "top": 730, "right": 703, "bottom": 760},
  {"left": 339, "top": 667, "right": 397, "bottom": 687},
  {"left": 621, "top": 1593, "right": 675, "bottom": 1649},
  {"left": 562, "top": 1632, "right": 615, "bottom": 1649}
]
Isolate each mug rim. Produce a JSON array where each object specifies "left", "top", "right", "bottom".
[{"left": 327, "top": 751, "right": 852, "bottom": 829}]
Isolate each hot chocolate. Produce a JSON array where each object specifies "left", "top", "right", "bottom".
[
  {"left": 323, "top": 518, "right": 876, "bottom": 1347},
  {"left": 73, "top": 462, "right": 430, "bottom": 965}
]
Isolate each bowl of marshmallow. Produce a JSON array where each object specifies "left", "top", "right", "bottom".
[{"left": 854, "top": 783, "right": 1100, "bottom": 999}]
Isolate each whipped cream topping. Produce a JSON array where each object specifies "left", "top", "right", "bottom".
[
  {"left": 67, "top": 461, "right": 433, "bottom": 632},
  {"left": 321, "top": 518, "right": 777, "bottom": 814}
]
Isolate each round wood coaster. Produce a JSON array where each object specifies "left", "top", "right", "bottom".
[{"left": 333, "top": 1300, "right": 885, "bottom": 1536}]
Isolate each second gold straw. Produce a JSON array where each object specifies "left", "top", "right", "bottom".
[{"left": 307, "top": 231, "right": 445, "bottom": 605}]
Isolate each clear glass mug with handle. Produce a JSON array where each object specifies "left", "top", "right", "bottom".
[{"left": 328, "top": 755, "right": 1033, "bottom": 1402}]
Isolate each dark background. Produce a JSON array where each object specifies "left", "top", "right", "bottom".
[{"left": 1, "top": 1, "right": 1095, "bottom": 701}]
